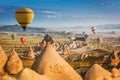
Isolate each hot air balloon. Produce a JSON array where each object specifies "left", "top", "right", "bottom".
[
  {"left": 15, "top": 8, "right": 34, "bottom": 31},
  {"left": 11, "top": 33, "right": 16, "bottom": 40},
  {"left": 20, "top": 37, "right": 26, "bottom": 44},
  {"left": 91, "top": 27, "right": 96, "bottom": 35}
]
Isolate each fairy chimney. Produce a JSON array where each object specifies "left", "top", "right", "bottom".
[
  {"left": 26, "top": 46, "right": 35, "bottom": 59},
  {"left": 18, "top": 68, "right": 48, "bottom": 80},
  {"left": 1, "top": 75, "right": 17, "bottom": 80},
  {"left": 42, "top": 40, "right": 47, "bottom": 49},
  {"left": 43, "top": 34, "right": 54, "bottom": 44},
  {"left": 39, "top": 34, "right": 54, "bottom": 50},
  {"left": 63, "top": 45, "right": 70, "bottom": 55},
  {"left": 110, "top": 50, "right": 120, "bottom": 67},
  {"left": 7, "top": 49, "right": 23, "bottom": 74},
  {"left": 52, "top": 42, "right": 60, "bottom": 50},
  {"left": 112, "top": 68, "right": 120, "bottom": 78},
  {"left": 84, "top": 64, "right": 112, "bottom": 80},
  {"left": 32, "top": 42, "right": 82, "bottom": 80},
  {"left": 0, "top": 46, "right": 8, "bottom": 75}
]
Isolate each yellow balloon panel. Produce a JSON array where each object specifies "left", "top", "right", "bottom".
[
  {"left": 15, "top": 14, "right": 34, "bottom": 26},
  {"left": 15, "top": 8, "right": 34, "bottom": 28}
]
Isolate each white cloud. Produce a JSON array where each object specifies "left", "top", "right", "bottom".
[
  {"left": 47, "top": 15, "right": 57, "bottom": 18},
  {"left": 41, "top": 10, "right": 57, "bottom": 15},
  {"left": 73, "top": 16, "right": 78, "bottom": 18},
  {"left": 35, "top": 9, "right": 60, "bottom": 18},
  {"left": 71, "top": 14, "right": 119, "bottom": 19}
]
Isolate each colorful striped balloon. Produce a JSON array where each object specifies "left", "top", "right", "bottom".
[{"left": 15, "top": 8, "right": 34, "bottom": 31}]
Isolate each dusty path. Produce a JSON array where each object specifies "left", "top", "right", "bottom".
[
  {"left": 58, "top": 45, "right": 95, "bottom": 54},
  {"left": 70, "top": 45, "right": 95, "bottom": 54}
]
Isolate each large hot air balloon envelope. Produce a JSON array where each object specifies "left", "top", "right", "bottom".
[{"left": 15, "top": 8, "right": 34, "bottom": 31}]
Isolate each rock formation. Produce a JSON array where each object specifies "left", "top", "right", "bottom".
[
  {"left": 52, "top": 42, "right": 60, "bottom": 50},
  {"left": 43, "top": 34, "right": 54, "bottom": 44},
  {"left": 7, "top": 49, "right": 23, "bottom": 74},
  {"left": 112, "top": 68, "right": 120, "bottom": 78},
  {"left": 26, "top": 46, "right": 35, "bottom": 59},
  {"left": 84, "top": 64, "right": 112, "bottom": 80},
  {"left": 0, "top": 46, "right": 8, "bottom": 75},
  {"left": 18, "top": 68, "right": 48, "bottom": 80},
  {"left": 1, "top": 75, "right": 17, "bottom": 80},
  {"left": 39, "top": 34, "right": 53, "bottom": 51},
  {"left": 63, "top": 45, "right": 70, "bottom": 55},
  {"left": 32, "top": 42, "right": 82, "bottom": 80},
  {"left": 110, "top": 50, "right": 120, "bottom": 67}
]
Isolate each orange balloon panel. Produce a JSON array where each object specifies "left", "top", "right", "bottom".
[
  {"left": 15, "top": 8, "right": 34, "bottom": 30},
  {"left": 20, "top": 37, "right": 26, "bottom": 44}
]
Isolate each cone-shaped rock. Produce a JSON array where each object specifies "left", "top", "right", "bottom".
[
  {"left": 40, "top": 34, "right": 54, "bottom": 50},
  {"left": 112, "top": 68, "right": 120, "bottom": 78},
  {"left": 110, "top": 50, "right": 120, "bottom": 67},
  {"left": 43, "top": 34, "right": 54, "bottom": 44},
  {"left": 84, "top": 64, "right": 112, "bottom": 80},
  {"left": 63, "top": 45, "right": 70, "bottom": 55},
  {"left": 32, "top": 42, "right": 82, "bottom": 80},
  {"left": 26, "top": 46, "right": 35, "bottom": 59},
  {"left": 7, "top": 49, "right": 23, "bottom": 74},
  {"left": 18, "top": 68, "right": 48, "bottom": 80},
  {"left": 0, "top": 46, "right": 8, "bottom": 75},
  {"left": 113, "top": 77, "right": 120, "bottom": 80},
  {"left": 1, "top": 75, "right": 17, "bottom": 80}
]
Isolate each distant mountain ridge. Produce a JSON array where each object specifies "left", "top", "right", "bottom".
[
  {"left": 51, "top": 24, "right": 120, "bottom": 33},
  {"left": 0, "top": 24, "right": 48, "bottom": 33},
  {"left": 0, "top": 24, "right": 120, "bottom": 33},
  {"left": 65, "top": 24, "right": 120, "bottom": 29}
]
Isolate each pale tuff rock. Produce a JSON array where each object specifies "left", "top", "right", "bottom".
[
  {"left": 26, "top": 46, "right": 35, "bottom": 59},
  {"left": 103, "top": 78, "right": 112, "bottom": 80},
  {"left": 18, "top": 68, "right": 48, "bottom": 80},
  {"left": 7, "top": 49, "right": 23, "bottom": 74},
  {"left": 96, "top": 36, "right": 103, "bottom": 47},
  {"left": 34, "top": 43, "right": 41, "bottom": 52},
  {"left": 84, "top": 64, "right": 112, "bottom": 80},
  {"left": 42, "top": 40, "right": 47, "bottom": 48},
  {"left": 0, "top": 46, "right": 8, "bottom": 75},
  {"left": 112, "top": 77, "right": 120, "bottom": 80},
  {"left": 52, "top": 42, "right": 60, "bottom": 50},
  {"left": 43, "top": 34, "right": 54, "bottom": 44},
  {"left": 32, "top": 42, "right": 82, "bottom": 80},
  {"left": 63, "top": 45, "right": 70, "bottom": 55},
  {"left": 41, "top": 34, "right": 54, "bottom": 50},
  {"left": 110, "top": 50, "right": 120, "bottom": 67},
  {"left": 112, "top": 68, "right": 120, "bottom": 78},
  {"left": 1, "top": 75, "right": 17, "bottom": 80},
  {"left": 39, "top": 34, "right": 54, "bottom": 51}
]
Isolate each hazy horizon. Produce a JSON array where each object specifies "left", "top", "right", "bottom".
[{"left": 0, "top": 23, "right": 120, "bottom": 34}]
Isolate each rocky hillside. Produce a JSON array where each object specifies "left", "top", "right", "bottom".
[{"left": 0, "top": 24, "right": 47, "bottom": 33}]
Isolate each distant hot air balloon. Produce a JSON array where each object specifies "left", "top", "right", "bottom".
[
  {"left": 15, "top": 8, "right": 34, "bottom": 31},
  {"left": 20, "top": 37, "right": 26, "bottom": 44},
  {"left": 11, "top": 33, "right": 16, "bottom": 40},
  {"left": 91, "top": 27, "right": 96, "bottom": 35}
]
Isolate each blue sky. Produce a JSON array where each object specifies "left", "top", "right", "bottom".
[{"left": 0, "top": 0, "right": 120, "bottom": 28}]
